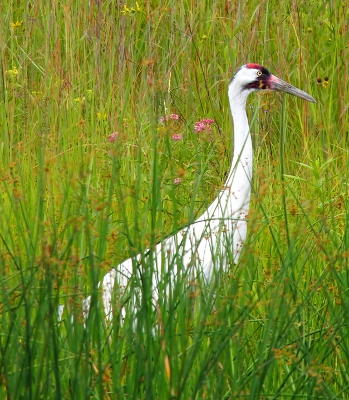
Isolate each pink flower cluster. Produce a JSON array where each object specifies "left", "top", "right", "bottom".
[
  {"left": 159, "top": 113, "right": 180, "bottom": 123},
  {"left": 194, "top": 118, "right": 215, "bottom": 133},
  {"left": 108, "top": 132, "right": 118, "bottom": 142},
  {"left": 173, "top": 177, "right": 182, "bottom": 185},
  {"left": 172, "top": 134, "right": 183, "bottom": 141}
]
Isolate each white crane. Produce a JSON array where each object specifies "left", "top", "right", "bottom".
[{"left": 61, "top": 64, "right": 316, "bottom": 323}]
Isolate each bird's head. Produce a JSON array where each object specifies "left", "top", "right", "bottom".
[{"left": 230, "top": 63, "right": 316, "bottom": 103}]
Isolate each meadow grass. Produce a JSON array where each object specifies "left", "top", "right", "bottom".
[{"left": 1, "top": 0, "right": 349, "bottom": 398}]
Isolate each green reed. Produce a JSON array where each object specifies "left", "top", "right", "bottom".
[{"left": 1, "top": 0, "right": 349, "bottom": 398}]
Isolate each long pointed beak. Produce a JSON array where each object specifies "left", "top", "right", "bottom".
[{"left": 270, "top": 75, "right": 316, "bottom": 103}]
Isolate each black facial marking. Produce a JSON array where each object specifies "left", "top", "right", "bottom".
[
  {"left": 259, "top": 67, "right": 270, "bottom": 76},
  {"left": 243, "top": 67, "right": 271, "bottom": 91}
]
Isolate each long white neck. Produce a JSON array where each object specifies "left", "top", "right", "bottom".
[
  {"left": 199, "top": 83, "right": 253, "bottom": 269},
  {"left": 225, "top": 85, "right": 252, "bottom": 189}
]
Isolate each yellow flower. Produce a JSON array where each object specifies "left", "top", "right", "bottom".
[
  {"left": 121, "top": 3, "right": 141, "bottom": 14},
  {"left": 11, "top": 21, "right": 23, "bottom": 29},
  {"left": 323, "top": 77, "right": 329, "bottom": 89},
  {"left": 97, "top": 112, "right": 108, "bottom": 120},
  {"left": 74, "top": 97, "right": 86, "bottom": 104},
  {"left": 121, "top": 5, "right": 131, "bottom": 14},
  {"left": 5, "top": 67, "right": 19, "bottom": 80},
  {"left": 318, "top": 77, "right": 329, "bottom": 89}
]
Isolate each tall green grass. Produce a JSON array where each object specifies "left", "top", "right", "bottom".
[{"left": 1, "top": 0, "right": 349, "bottom": 398}]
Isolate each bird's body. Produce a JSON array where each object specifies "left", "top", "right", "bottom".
[{"left": 79, "top": 64, "right": 316, "bottom": 322}]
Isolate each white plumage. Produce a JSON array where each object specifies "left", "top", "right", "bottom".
[{"left": 59, "top": 64, "right": 316, "bottom": 324}]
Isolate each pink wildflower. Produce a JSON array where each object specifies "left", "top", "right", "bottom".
[
  {"left": 159, "top": 113, "right": 180, "bottom": 123},
  {"left": 108, "top": 132, "right": 118, "bottom": 142},
  {"left": 201, "top": 118, "right": 214, "bottom": 125},
  {"left": 173, "top": 177, "right": 182, "bottom": 185},
  {"left": 172, "top": 134, "right": 183, "bottom": 141},
  {"left": 194, "top": 118, "right": 215, "bottom": 133},
  {"left": 194, "top": 122, "right": 207, "bottom": 133}
]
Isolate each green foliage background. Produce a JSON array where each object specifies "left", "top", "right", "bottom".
[{"left": 1, "top": 0, "right": 349, "bottom": 398}]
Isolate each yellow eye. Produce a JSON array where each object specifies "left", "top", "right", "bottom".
[{"left": 257, "top": 70, "right": 262, "bottom": 76}]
